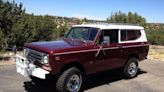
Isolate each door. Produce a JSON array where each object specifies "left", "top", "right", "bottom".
[{"left": 92, "top": 29, "right": 123, "bottom": 73}]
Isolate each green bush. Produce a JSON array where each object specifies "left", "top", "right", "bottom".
[
  {"left": 0, "top": 0, "right": 68, "bottom": 51},
  {"left": 146, "top": 30, "right": 164, "bottom": 45}
]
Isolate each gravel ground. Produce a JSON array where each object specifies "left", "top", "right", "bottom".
[{"left": 0, "top": 60, "right": 164, "bottom": 92}]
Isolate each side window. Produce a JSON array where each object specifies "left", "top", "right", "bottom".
[
  {"left": 121, "top": 30, "right": 141, "bottom": 41},
  {"left": 98, "top": 29, "right": 118, "bottom": 44}
]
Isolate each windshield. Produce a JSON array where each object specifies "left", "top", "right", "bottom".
[{"left": 65, "top": 27, "right": 99, "bottom": 42}]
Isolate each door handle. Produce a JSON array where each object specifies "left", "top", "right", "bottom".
[
  {"left": 95, "top": 46, "right": 103, "bottom": 57},
  {"left": 95, "top": 46, "right": 106, "bottom": 57}
]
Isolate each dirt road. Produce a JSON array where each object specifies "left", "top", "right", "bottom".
[{"left": 0, "top": 60, "right": 164, "bottom": 92}]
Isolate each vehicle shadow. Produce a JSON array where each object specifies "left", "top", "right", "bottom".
[
  {"left": 83, "top": 68, "right": 146, "bottom": 91},
  {"left": 23, "top": 68, "right": 147, "bottom": 92}
]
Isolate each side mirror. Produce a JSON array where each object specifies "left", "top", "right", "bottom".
[{"left": 101, "top": 36, "right": 110, "bottom": 46}]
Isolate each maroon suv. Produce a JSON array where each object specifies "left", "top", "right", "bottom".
[{"left": 16, "top": 24, "right": 149, "bottom": 92}]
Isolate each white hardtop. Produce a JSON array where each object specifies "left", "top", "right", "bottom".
[{"left": 72, "top": 23, "right": 144, "bottom": 30}]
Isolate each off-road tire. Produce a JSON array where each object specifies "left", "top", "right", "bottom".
[{"left": 56, "top": 67, "right": 82, "bottom": 92}]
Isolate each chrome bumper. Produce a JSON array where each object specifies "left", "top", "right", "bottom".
[{"left": 15, "top": 54, "right": 49, "bottom": 79}]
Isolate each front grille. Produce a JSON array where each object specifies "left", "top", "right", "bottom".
[{"left": 27, "top": 49, "right": 44, "bottom": 63}]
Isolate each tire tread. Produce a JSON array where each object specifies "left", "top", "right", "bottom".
[{"left": 56, "top": 67, "right": 80, "bottom": 92}]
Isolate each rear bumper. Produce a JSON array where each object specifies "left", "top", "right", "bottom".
[{"left": 15, "top": 54, "right": 49, "bottom": 79}]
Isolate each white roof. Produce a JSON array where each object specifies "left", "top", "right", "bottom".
[{"left": 72, "top": 24, "right": 144, "bottom": 30}]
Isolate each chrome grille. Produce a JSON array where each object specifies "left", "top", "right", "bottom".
[{"left": 26, "top": 49, "right": 44, "bottom": 63}]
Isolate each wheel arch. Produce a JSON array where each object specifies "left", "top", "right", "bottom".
[
  {"left": 128, "top": 53, "right": 139, "bottom": 60},
  {"left": 125, "top": 53, "right": 139, "bottom": 66},
  {"left": 60, "top": 61, "right": 86, "bottom": 76}
]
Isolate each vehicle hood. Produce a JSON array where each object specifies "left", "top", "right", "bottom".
[{"left": 24, "top": 39, "right": 90, "bottom": 54}]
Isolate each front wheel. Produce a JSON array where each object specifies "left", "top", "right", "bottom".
[
  {"left": 56, "top": 67, "right": 82, "bottom": 92},
  {"left": 123, "top": 58, "right": 139, "bottom": 79}
]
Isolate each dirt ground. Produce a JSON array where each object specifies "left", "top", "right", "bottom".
[{"left": 0, "top": 60, "right": 164, "bottom": 92}]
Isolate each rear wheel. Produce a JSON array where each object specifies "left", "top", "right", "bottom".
[
  {"left": 56, "top": 67, "right": 82, "bottom": 92},
  {"left": 123, "top": 58, "right": 139, "bottom": 79}
]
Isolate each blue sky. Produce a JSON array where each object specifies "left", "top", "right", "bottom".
[{"left": 12, "top": 0, "right": 164, "bottom": 23}]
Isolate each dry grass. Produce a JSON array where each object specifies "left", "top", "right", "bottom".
[
  {"left": 148, "top": 45, "right": 164, "bottom": 61},
  {"left": 0, "top": 51, "right": 22, "bottom": 66},
  {"left": 0, "top": 60, "right": 15, "bottom": 66}
]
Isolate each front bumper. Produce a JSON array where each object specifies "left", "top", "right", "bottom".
[{"left": 15, "top": 54, "right": 49, "bottom": 79}]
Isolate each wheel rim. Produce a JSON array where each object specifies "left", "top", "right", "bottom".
[
  {"left": 67, "top": 74, "right": 82, "bottom": 92},
  {"left": 128, "top": 62, "right": 138, "bottom": 76}
]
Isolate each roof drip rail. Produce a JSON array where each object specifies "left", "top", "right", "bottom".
[
  {"left": 82, "top": 22, "right": 140, "bottom": 26},
  {"left": 108, "top": 23, "right": 140, "bottom": 26},
  {"left": 82, "top": 22, "right": 109, "bottom": 25}
]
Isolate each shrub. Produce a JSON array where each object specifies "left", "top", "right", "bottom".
[{"left": 146, "top": 30, "right": 164, "bottom": 45}]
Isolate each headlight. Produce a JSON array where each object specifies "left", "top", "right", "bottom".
[{"left": 43, "top": 55, "right": 49, "bottom": 64}]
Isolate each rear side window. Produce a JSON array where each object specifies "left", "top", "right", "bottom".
[{"left": 121, "top": 30, "right": 141, "bottom": 41}]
